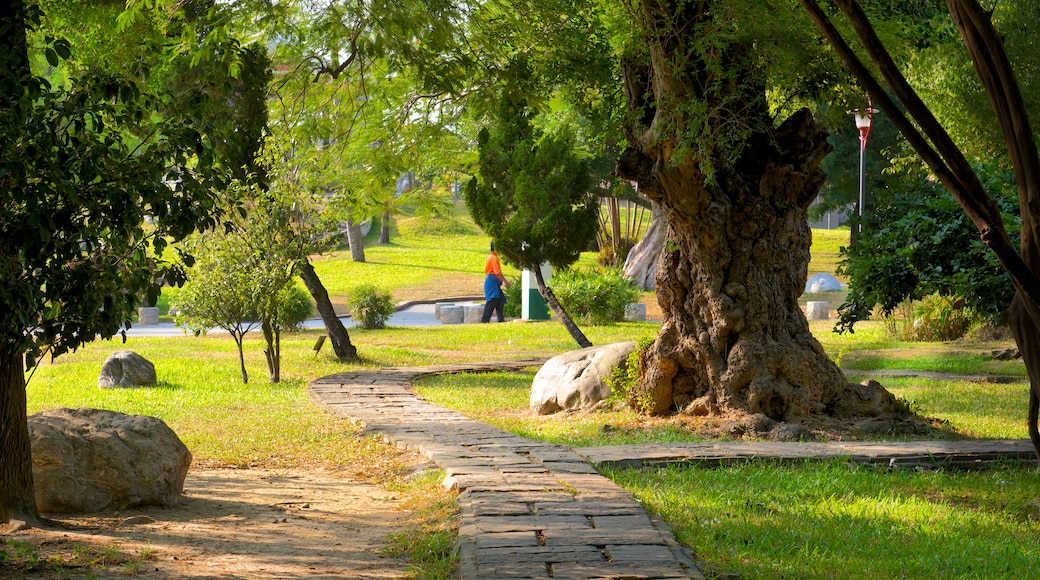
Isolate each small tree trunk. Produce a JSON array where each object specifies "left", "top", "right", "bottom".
[
  {"left": 262, "top": 318, "right": 281, "bottom": 383},
  {"left": 533, "top": 267, "right": 592, "bottom": 349},
  {"left": 622, "top": 201, "right": 667, "bottom": 290},
  {"left": 379, "top": 211, "right": 391, "bottom": 244},
  {"left": 231, "top": 331, "right": 249, "bottom": 384},
  {"left": 299, "top": 259, "right": 358, "bottom": 361},
  {"left": 0, "top": 349, "right": 41, "bottom": 527},
  {"left": 346, "top": 218, "right": 366, "bottom": 262}
]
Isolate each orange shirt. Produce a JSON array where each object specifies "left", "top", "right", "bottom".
[{"left": 484, "top": 251, "right": 503, "bottom": 279}]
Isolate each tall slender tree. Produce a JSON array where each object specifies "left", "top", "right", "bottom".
[
  {"left": 1, "top": 2, "right": 228, "bottom": 526},
  {"left": 800, "top": 0, "right": 1040, "bottom": 458},
  {"left": 466, "top": 79, "right": 599, "bottom": 348}
]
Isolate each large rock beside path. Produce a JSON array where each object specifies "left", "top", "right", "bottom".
[
  {"left": 98, "top": 350, "right": 156, "bottom": 388},
  {"left": 530, "top": 342, "right": 636, "bottom": 415},
  {"left": 29, "top": 408, "right": 192, "bottom": 513}
]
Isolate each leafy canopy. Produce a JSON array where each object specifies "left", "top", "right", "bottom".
[
  {"left": 0, "top": 8, "right": 228, "bottom": 367},
  {"left": 465, "top": 79, "right": 598, "bottom": 272}
]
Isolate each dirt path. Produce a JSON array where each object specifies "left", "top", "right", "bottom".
[{"left": 2, "top": 467, "right": 409, "bottom": 579}]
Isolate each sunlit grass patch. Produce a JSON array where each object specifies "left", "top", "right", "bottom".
[{"left": 606, "top": 460, "right": 1040, "bottom": 579}]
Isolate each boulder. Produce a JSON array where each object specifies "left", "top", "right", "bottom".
[
  {"left": 805, "top": 273, "right": 843, "bottom": 293},
  {"left": 98, "top": 350, "right": 156, "bottom": 388},
  {"left": 29, "top": 408, "right": 192, "bottom": 513},
  {"left": 530, "top": 342, "right": 636, "bottom": 415}
]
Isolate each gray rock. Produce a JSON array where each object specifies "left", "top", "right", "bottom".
[
  {"left": 530, "top": 342, "right": 636, "bottom": 415},
  {"left": 98, "top": 350, "right": 156, "bottom": 388},
  {"left": 805, "top": 273, "right": 843, "bottom": 293},
  {"left": 29, "top": 408, "right": 192, "bottom": 513}
]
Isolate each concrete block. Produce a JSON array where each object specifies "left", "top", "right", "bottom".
[
  {"left": 465, "top": 304, "right": 484, "bottom": 324},
  {"left": 137, "top": 307, "right": 160, "bottom": 325},
  {"left": 805, "top": 301, "right": 830, "bottom": 320},
  {"left": 439, "top": 305, "right": 464, "bottom": 324},
  {"left": 624, "top": 303, "right": 647, "bottom": 321}
]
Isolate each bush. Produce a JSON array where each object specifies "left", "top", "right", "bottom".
[
  {"left": 276, "top": 284, "right": 314, "bottom": 330},
  {"left": 882, "top": 293, "right": 981, "bottom": 342},
  {"left": 503, "top": 276, "right": 522, "bottom": 318},
  {"left": 348, "top": 284, "right": 397, "bottom": 329},
  {"left": 551, "top": 267, "right": 640, "bottom": 325},
  {"left": 608, "top": 335, "right": 656, "bottom": 412}
]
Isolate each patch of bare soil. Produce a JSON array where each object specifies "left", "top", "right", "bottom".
[{"left": 2, "top": 468, "right": 409, "bottom": 579}]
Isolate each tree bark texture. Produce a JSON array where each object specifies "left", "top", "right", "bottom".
[
  {"left": 617, "top": 0, "right": 896, "bottom": 419},
  {"left": 622, "top": 201, "right": 667, "bottom": 290},
  {"left": 345, "top": 218, "right": 366, "bottom": 263},
  {"left": 299, "top": 259, "right": 358, "bottom": 361},
  {"left": 262, "top": 319, "right": 281, "bottom": 383},
  {"left": 379, "top": 211, "right": 391, "bottom": 245},
  {"left": 534, "top": 267, "right": 592, "bottom": 349},
  {"left": 0, "top": 350, "right": 41, "bottom": 526}
]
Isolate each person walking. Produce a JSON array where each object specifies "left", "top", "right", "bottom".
[{"left": 481, "top": 241, "right": 510, "bottom": 323}]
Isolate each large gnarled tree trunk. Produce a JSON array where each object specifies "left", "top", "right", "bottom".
[{"left": 616, "top": 0, "right": 897, "bottom": 421}]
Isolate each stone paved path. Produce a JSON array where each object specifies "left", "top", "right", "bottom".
[
  {"left": 309, "top": 362, "right": 704, "bottom": 580},
  {"left": 309, "top": 362, "right": 1038, "bottom": 579}
]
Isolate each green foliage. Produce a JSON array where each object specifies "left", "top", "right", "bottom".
[
  {"left": 607, "top": 335, "right": 656, "bottom": 413},
  {"left": 503, "top": 276, "right": 522, "bottom": 318},
  {"left": 277, "top": 284, "right": 314, "bottom": 330},
  {"left": 837, "top": 167, "right": 1018, "bottom": 333},
  {"left": 551, "top": 268, "right": 640, "bottom": 325},
  {"left": 172, "top": 234, "right": 263, "bottom": 337},
  {"left": 464, "top": 76, "right": 599, "bottom": 273},
  {"left": 348, "top": 284, "right": 397, "bottom": 330},
  {"left": 0, "top": 10, "right": 228, "bottom": 368},
  {"left": 882, "top": 294, "right": 982, "bottom": 342}
]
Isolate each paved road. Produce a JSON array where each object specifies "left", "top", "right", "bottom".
[{"left": 123, "top": 301, "right": 455, "bottom": 338}]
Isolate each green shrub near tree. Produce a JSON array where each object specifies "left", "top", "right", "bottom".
[
  {"left": 348, "top": 284, "right": 397, "bottom": 329},
  {"left": 838, "top": 163, "right": 1019, "bottom": 339},
  {"left": 551, "top": 268, "right": 640, "bottom": 326}
]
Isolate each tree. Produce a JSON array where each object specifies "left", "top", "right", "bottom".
[
  {"left": 613, "top": 0, "right": 901, "bottom": 419},
  {"left": 1, "top": 2, "right": 227, "bottom": 526},
  {"left": 800, "top": 0, "right": 1040, "bottom": 458},
  {"left": 174, "top": 235, "right": 265, "bottom": 384},
  {"left": 837, "top": 163, "right": 1018, "bottom": 332},
  {"left": 466, "top": 81, "right": 600, "bottom": 348}
]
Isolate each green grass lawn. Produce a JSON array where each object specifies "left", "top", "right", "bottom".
[{"left": 25, "top": 216, "right": 1040, "bottom": 580}]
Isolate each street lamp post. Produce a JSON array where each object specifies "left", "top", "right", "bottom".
[{"left": 850, "top": 102, "right": 878, "bottom": 235}]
